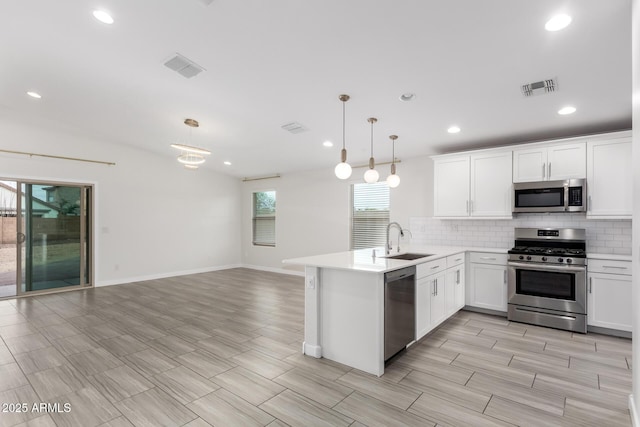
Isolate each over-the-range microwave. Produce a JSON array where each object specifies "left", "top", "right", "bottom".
[{"left": 513, "top": 179, "right": 586, "bottom": 213}]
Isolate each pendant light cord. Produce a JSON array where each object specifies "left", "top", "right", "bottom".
[
  {"left": 342, "top": 101, "right": 346, "bottom": 150},
  {"left": 370, "top": 121, "right": 374, "bottom": 157}
]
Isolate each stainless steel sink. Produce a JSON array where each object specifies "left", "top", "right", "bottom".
[{"left": 385, "top": 253, "right": 433, "bottom": 260}]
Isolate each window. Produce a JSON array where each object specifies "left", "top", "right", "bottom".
[
  {"left": 351, "top": 182, "right": 390, "bottom": 249},
  {"left": 252, "top": 191, "right": 276, "bottom": 246}
]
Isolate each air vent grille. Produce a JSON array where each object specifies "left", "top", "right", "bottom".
[
  {"left": 281, "top": 122, "right": 309, "bottom": 134},
  {"left": 521, "top": 78, "right": 557, "bottom": 97},
  {"left": 164, "top": 54, "right": 205, "bottom": 79}
]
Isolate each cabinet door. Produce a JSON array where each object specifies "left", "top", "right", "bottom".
[
  {"left": 434, "top": 156, "right": 470, "bottom": 217},
  {"left": 547, "top": 142, "right": 586, "bottom": 180},
  {"left": 416, "top": 277, "right": 432, "bottom": 340},
  {"left": 587, "top": 138, "right": 632, "bottom": 218},
  {"left": 587, "top": 273, "right": 632, "bottom": 332},
  {"left": 430, "top": 273, "right": 447, "bottom": 326},
  {"left": 470, "top": 151, "right": 513, "bottom": 217},
  {"left": 445, "top": 266, "right": 465, "bottom": 315},
  {"left": 513, "top": 147, "right": 546, "bottom": 182},
  {"left": 469, "top": 263, "right": 508, "bottom": 312}
]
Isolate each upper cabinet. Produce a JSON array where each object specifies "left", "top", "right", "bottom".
[
  {"left": 586, "top": 137, "right": 632, "bottom": 219},
  {"left": 513, "top": 142, "right": 586, "bottom": 183},
  {"left": 433, "top": 150, "right": 512, "bottom": 218}
]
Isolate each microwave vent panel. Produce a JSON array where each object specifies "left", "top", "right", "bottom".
[{"left": 521, "top": 78, "right": 557, "bottom": 97}]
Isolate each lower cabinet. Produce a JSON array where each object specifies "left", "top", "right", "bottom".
[
  {"left": 416, "top": 254, "right": 466, "bottom": 341},
  {"left": 587, "top": 259, "right": 632, "bottom": 332},
  {"left": 468, "top": 253, "right": 508, "bottom": 312}
]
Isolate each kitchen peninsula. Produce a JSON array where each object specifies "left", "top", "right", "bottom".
[{"left": 284, "top": 246, "right": 504, "bottom": 376}]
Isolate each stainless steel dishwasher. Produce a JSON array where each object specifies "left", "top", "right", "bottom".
[{"left": 384, "top": 266, "right": 416, "bottom": 361}]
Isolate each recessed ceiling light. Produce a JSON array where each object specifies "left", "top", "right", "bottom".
[
  {"left": 545, "top": 14, "right": 572, "bottom": 31},
  {"left": 399, "top": 93, "right": 416, "bottom": 102},
  {"left": 447, "top": 126, "right": 461, "bottom": 134},
  {"left": 558, "top": 106, "right": 576, "bottom": 115},
  {"left": 92, "top": 10, "right": 114, "bottom": 25},
  {"left": 223, "top": 161, "right": 232, "bottom": 166},
  {"left": 26, "top": 91, "right": 42, "bottom": 99},
  {"left": 323, "top": 141, "right": 333, "bottom": 147}
]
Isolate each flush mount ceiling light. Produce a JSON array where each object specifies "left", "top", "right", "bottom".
[
  {"left": 92, "top": 10, "right": 114, "bottom": 24},
  {"left": 334, "top": 94, "right": 352, "bottom": 180},
  {"left": 26, "top": 91, "right": 42, "bottom": 99},
  {"left": 364, "top": 117, "right": 379, "bottom": 184},
  {"left": 545, "top": 14, "right": 572, "bottom": 31},
  {"left": 399, "top": 93, "right": 416, "bottom": 102},
  {"left": 386, "top": 135, "right": 400, "bottom": 188},
  {"left": 447, "top": 126, "right": 461, "bottom": 134},
  {"left": 171, "top": 118, "right": 211, "bottom": 168},
  {"left": 558, "top": 106, "right": 576, "bottom": 115}
]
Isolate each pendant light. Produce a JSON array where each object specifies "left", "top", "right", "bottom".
[
  {"left": 334, "top": 94, "right": 352, "bottom": 179},
  {"left": 363, "top": 117, "right": 379, "bottom": 183},
  {"left": 386, "top": 135, "right": 400, "bottom": 188},
  {"left": 170, "top": 118, "right": 211, "bottom": 170}
]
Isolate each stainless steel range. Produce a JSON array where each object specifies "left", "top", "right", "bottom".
[{"left": 507, "top": 228, "right": 587, "bottom": 333}]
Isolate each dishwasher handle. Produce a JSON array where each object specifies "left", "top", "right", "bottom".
[{"left": 385, "top": 266, "right": 416, "bottom": 282}]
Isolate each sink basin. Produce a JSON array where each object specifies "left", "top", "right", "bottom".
[{"left": 385, "top": 253, "right": 433, "bottom": 260}]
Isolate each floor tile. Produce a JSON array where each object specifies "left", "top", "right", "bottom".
[
  {"left": 114, "top": 387, "right": 197, "bottom": 427},
  {"left": 336, "top": 370, "right": 421, "bottom": 410},
  {"left": 49, "top": 386, "right": 121, "bottom": 427},
  {"left": 98, "top": 334, "right": 149, "bottom": 357},
  {"left": 5, "top": 333, "right": 50, "bottom": 355},
  {"left": 66, "top": 348, "right": 124, "bottom": 377},
  {"left": 0, "top": 362, "right": 29, "bottom": 392},
  {"left": 187, "top": 388, "right": 274, "bottom": 427},
  {"left": 408, "top": 392, "right": 514, "bottom": 427},
  {"left": 152, "top": 366, "right": 219, "bottom": 405},
  {"left": 123, "top": 348, "right": 179, "bottom": 377},
  {"left": 88, "top": 365, "right": 155, "bottom": 403},
  {"left": 51, "top": 334, "right": 99, "bottom": 356},
  {"left": 333, "top": 391, "right": 435, "bottom": 427},
  {"left": 213, "top": 366, "right": 285, "bottom": 406},
  {"left": 274, "top": 367, "right": 353, "bottom": 407},
  {"left": 483, "top": 396, "right": 576, "bottom": 427},
  {"left": 0, "top": 385, "right": 43, "bottom": 427},
  {"left": 174, "top": 349, "right": 236, "bottom": 378},
  {"left": 232, "top": 350, "right": 294, "bottom": 379},
  {"left": 260, "top": 389, "right": 353, "bottom": 427},
  {"left": 27, "top": 364, "right": 90, "bottom": 401},
  {"left": 14, "top": 347, "right": 68, "bottom": 375},
  {"left": 38, "top": 323, "right": 81, "bottom": 341},
  {"left": 147, "top": 334, "right": 197, "bottom": 358}
]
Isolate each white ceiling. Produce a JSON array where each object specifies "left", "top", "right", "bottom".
[{"left": 0, "top": 0, "right": 631, "bottom": 178}]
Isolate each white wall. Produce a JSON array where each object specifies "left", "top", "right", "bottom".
[
  {"left": 241, "top": 156, "right": 434, "bottom": 273},
  {"left": 631, "top": 0, "right": 639, "bottom": 422},
  {"left": 0, "top": 119, "right": 242, "bottom": 286}
]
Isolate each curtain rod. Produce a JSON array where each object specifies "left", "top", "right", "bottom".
[
  {"left": 242, "top": 174, "right": 281, "bottom": 182},
  {"left": 0, "top": 149, "right": 116, "bottom": 166}
]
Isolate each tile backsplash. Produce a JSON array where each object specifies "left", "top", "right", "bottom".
[{"left": 409, "top": 214, "right": 631, "bottom": 255}]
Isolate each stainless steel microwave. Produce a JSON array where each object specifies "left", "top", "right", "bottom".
[{"left": 513, "top": 179, "right": 586, "bottom": 213}]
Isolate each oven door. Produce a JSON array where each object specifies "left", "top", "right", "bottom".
[{"left": 507, "top": 262, "right": 586, "bottom": 314}]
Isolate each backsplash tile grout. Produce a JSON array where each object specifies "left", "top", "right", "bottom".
[{"left": 409, "top": 214, "right": 631, "bottom": 255}]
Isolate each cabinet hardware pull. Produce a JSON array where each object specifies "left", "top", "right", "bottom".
[
  {"left": 470, "top": 200, "right": 473, "bottom": 213},
  {"left": 503, "top": 270, "right": 507, "bottom": 284},
  {"left": 548, "top": 162, "right": 551, "bottom": 178},
  {"left": 480, "top": 257, "right": 496, "bottom": 260},
  {"left": 430, "top": 265, "right": 440, "bottom": 270},
  {"left": 589, "top": 277, "right": 592, "bottom": 293},
  {"left": 602, "top": 265, "right": 627, "bottom": 270},
  {"left": 466, "top": 200, "right": 469, "bottom": 213},
  {"left": 542, "top": 162, "right": 546, "bottom": 179},
  {"left": 456, "top": 270, "right": 460, "bottom": 284},
  {"left": 588, "top": 195, "right": 592, "bottom": 212},
  {"left": 455, "top": 258, "right": 462, "bottom": 262}
]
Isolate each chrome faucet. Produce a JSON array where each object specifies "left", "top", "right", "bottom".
[{"left": 386, "top": 222, "right": 405, "bottom": 255}]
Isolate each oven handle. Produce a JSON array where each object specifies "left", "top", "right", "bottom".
[{"left": 507, "top": 261, "right": 586, "bottom": 273}]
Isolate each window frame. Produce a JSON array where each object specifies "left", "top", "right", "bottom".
[
  {"left": 350, "top": 182, "right": 390, "bottom": 250},
  {"left": 252, "top": 190, "right": 276, "bottom": 247}
]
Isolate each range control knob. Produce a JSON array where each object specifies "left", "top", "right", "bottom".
[
  {"left": 566, "top": 258, "right": 573, "bottom": 264},
  {"left": 519, "top": 255, "right": 524, "bottom": 260},
  {"left": 526, "top": 256, "right": 532, "bottom": 261},
  {"left": 557, "top": 258, "right": 564, "bottom": 263},
  {"left": 541, "top": 257, "right": 547, "bottom": 262}
]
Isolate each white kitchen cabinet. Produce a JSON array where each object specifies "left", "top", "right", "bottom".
[
  {"left": 434, "top": 150, "right": 512, "bottom": 218},
  {"left": 446, "top": 264, "right": 465, "bottom": 313},
  {"left": 587, "top": 259, "right": 632, "bottom": 332},
  {"left": 468, "top": 252, "right": 508, "bottom": 312},
  {"left": 430, "top": 272, "right": 447, "bottom": 326},
  {"left": 586, "top": 137, "right": 632, "bottom": 218},
  {"left": 416, "top": 276, "right": 432, "bottom": 340},
  {"left": 433, "top": 155, "right": 470, "bottom": 217},
  {"left": 513, "top": 142, "right": 586, "bottom": 183},
  {"left": 470, "top": 151, "right": 513, "bottom": 217}
]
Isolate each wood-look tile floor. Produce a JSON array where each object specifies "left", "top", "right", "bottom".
[{"left": 0, "top": 268, "right": 632, "bottom": 426}]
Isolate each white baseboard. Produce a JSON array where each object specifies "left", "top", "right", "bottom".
[
  {"left": 630, "top": 394, "right": 639, "bottom": 427},
  {"left": 96, "top": 264, "right": 242, "bottom": 287},
  {"left": 303, "top": 342, "right": 322, "bottom": 358},
  {"left": 241, "top": 264, "right": 305, "bottom": 277}
]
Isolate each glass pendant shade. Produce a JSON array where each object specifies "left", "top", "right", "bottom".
[
  {"left": 386, "top": 134, "right": 400, "bottom": 188},
  {"left": 364, "top": 167, "right": 379, "bottom": 183},
  {"left": 335, "top": 160, "right": 352, "bottom": 179},
  {"left": 387, "top": 173, "right": 400, "bottom": 188}
]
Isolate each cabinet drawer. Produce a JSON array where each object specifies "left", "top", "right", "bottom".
[
  {"left": 447, "top": 253, "right": 465, "bottom": 268},
  {"left": 417, "top": 258, "right": 447, "bottom": 278},
  {"left": 588, "top": 259, "right": 632, "bottom": 276},
  {"left": 469, "top": 252, "right": 508, "bottom": 265}
]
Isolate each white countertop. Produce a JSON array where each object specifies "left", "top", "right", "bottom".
[
  {"left": 283, "top": 245, "right": 508, "bottom": 273},
  {"left": 587, "top": 253, "right": 633, "bottom": 262}
]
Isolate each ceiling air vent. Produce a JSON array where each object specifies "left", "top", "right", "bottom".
[
  {"left": 281, "top": 122, "right": 309, "bottom": 134},
  {"left": 521, "top": 78, "right": 557, "bottom": 97},
  {"left": 164, "top": 53, "right": 205, "bottom": 79}
]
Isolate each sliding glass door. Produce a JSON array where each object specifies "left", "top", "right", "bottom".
[{"left": 11, "top": 181, "right": 92, "bottom": 296}]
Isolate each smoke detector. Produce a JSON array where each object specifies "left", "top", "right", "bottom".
[
  {"left": 521, "top": 78, "right": 557, "bottom": 97},
  {"left": 164, "top": 53, "right": 205, "bottom": 79}
]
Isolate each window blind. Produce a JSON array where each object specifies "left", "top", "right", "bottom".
[
  {"left": 351, "top": 182, "right": 390, "bottom": 250},
  {"left": 252, "top": 191, "right": 276, "bottom": 246}
]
